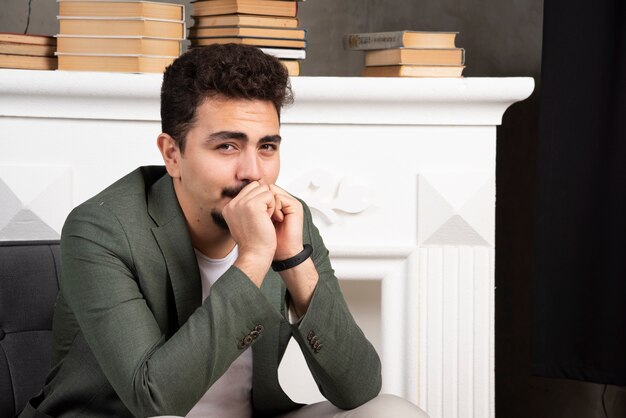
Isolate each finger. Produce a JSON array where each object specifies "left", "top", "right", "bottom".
[
  {"left": 269, "top": 185, "right": 300, "bottom": 215},
  {"left": 229, "top": 180, "right": 261, "bottom": 203},
  {"left": 264, "top": 190, "right": 276, "bottom": 217},
  {"left": 237, "top": 183, "right": 271, "bottom": 203},
  {"left": 272, "top": 194, "right": 284, "bottom": 222},
  {"left": 238, "top": 188, "right": 276, "bottom": 217},
  {"left": 269, "top": 184, "right": 290, "bottom": 197}
]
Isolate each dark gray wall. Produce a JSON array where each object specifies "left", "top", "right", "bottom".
[
  {"left": 2, "top": 0, "right": 541, "bottom": 76},
  {"left": 4, "top": 0, "right": 615, "bottom": 416}
]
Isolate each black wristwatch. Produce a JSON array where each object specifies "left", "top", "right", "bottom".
[{"left": 271, "top": 244, "right": 313, "bottom": 272}]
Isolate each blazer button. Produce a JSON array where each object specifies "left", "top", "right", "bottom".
[
  {"left": 255, "top": 325, "right": 264, "bottom": 333},
  {"left": 307, "top": 331, "right": 315, "bottom": 342},
  {"left": 243, "top": 335, "right": 254, "bottom": 345}
]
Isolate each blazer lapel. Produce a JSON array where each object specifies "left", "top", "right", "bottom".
[{"left": 148, "top": 173, "right": 202, "bottom": 327}]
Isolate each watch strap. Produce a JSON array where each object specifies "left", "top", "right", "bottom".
[{"left": 272, "top": 244, "right": 313, "bottom": 272}]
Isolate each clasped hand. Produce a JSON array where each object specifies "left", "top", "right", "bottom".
[{"left": 223, "top": 181, "right": 304, "bottom": 287}]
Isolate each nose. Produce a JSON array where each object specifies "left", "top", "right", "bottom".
[{"left": 235, "top": 149, "right": 262, "bottom": 183}]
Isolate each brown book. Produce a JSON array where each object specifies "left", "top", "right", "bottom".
[
  {"left": 192, "top": 14, "right": 299, "bottom": 28},
  {"left": 189, "top": 26, "right": 306, "bottom": 40},
  {"left": 56, "top": 53, "right": 175, "bottom": 72},
  {"left": 362, "top": 65, "right": 465, "bottom": 78},
  {"left": 344, "top": 30, "right": 458, "bottom": 50},
  {"left": 364, "top": 48, "right": 465, "bottom": 66},
  {"left": 191, "top": 0, "right": 298, "bottom": 18},
  {"left": 189, "top": 36, "right": 305, "bottom": 48},
  {"left": 280, "top": 59, "right": 299, "bottom": 76},
  {"left": 0, "top": 32, "right": 56, "bottom": 46},
  {"left": 58, "top": 0, "right": 184, "bottom": 20},
  {"left": 56, "top": 35, "right": 181, "bottom": 55},
  {"left": 0, "top": 53, "right": 57, "bottom": 70},
  {"left": 0, "top": 42, "right": 56, "bottom": 57},
  {"left": 58, "top": 17, "right": 185, "bottom": 38}
]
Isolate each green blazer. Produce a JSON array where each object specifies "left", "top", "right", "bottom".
[{"left": 21, "top": 166, "right": 381, "bottom": 418}]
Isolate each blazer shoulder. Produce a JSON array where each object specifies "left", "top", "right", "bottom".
[
  {"left": 64, "top": 166, "right": 168, "bottom": 238},
  {"left": 73, "top": 166, "right": 164, "bottom": 212}
]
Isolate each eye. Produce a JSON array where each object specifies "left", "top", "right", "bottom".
[
  {"left": 217, "top": 143, "right": 236, "bottom": 152},
  {"left": 260, "top": 143, "right": 278, "bottom": 152}
]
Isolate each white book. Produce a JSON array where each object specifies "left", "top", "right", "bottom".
[{"left": 260, "top": 47, "right": 305, "bottom": 60}]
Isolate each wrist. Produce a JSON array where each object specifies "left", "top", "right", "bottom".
[
  {"left": 234, "top": 251, "right": 273, "bottom": 287},
  {"left": 272, "top": 244, "right": 313, "bottom": 272},
  {"left": 274, "top": 246, "right": 304, "bottom": 261}
]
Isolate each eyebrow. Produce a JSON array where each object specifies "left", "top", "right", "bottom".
[{"left": 207, "top": 131, "right": 282, "bottom": 143}]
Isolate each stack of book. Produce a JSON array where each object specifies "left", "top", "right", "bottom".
[
  {"left": 188, "top": 0, "right": 306, "bottom": 76},
  {"left": 56, "top": 0, "right": 185, "bottom": 73},
  {"left": 0, "top": 33, "right": 57, "bottom": 70},
  {"left": 344, "top": 30, "right": 465, "bottom": 78}
]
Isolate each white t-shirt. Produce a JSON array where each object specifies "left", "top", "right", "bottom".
[{"left": 184, "top": 245, "right": 253, "bottom": 418}]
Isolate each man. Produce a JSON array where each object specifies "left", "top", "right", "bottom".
[{"left": 20, "top": 44, "right": 426, "bottom": 417}]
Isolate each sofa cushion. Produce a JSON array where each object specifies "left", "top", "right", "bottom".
[{"left": 0, "top": 241, "right": 60, "bottom": 417}]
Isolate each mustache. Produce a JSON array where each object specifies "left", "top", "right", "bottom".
[{"left": 221, "top": 181, "right": 251, "bottom": 198}]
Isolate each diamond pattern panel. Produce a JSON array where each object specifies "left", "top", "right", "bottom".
[
  {"left": 418, "top": 173, "right": 495, "bottom": 247},
  {"left": 0, "top": 166, "right": 72, "bottom": 240}
]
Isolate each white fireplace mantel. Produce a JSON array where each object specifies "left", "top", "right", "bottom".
[
  {"left": 0, "top": 69, "right": 533, "bottom": 418},
  {"left": 0, "top": 69, "right": 530, "bottom": 125}
]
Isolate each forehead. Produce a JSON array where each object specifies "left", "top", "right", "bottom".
[{"left": 195, "top": 97, "right": 279, "bottom": 130}]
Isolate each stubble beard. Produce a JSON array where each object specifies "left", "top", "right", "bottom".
[
  {"left": 210, "top": 181, "right": 251, "bottom": 232},
  {"left": 210, "top": 210, "right": 230, "bottom": 232}
]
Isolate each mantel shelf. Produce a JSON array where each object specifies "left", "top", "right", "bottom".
[{"left": 0, "top": 69, "right": 533, "bottom": 125}]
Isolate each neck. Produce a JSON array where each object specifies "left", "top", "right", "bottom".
[{"left": 192, "top": 227, "right": 236, "bottom": 259}]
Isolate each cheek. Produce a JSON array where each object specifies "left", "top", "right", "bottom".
[
  {"left": 201, "top": 165, "right": 232, "bottom": 193},
  {"left": 265, "top": 158, "right": 280, "bottom": 182}
]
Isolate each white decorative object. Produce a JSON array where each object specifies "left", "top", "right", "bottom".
[
  {"left": 0, "top": 69, "right": 533, "bottom": 418},
  {"left": 418, "top": 173, "right": 494, "bottom": 247},
  {"left": 0, "top": 165, "right": 72, "bottom": 240},
  {"left": 287, "top": 169, "right": 372, "bottom": 224}
]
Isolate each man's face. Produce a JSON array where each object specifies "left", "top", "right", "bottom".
[{"left": 171, "top": 97, "right": 281, "bottom": 231}]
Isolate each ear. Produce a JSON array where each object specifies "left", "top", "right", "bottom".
[{"left": 157, "top": 133, "right": 181, "bottom": 179}]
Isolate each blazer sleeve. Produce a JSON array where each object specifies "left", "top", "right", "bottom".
[
  {"left": 288, "top": 202, "right": 383, "bottom": 410},
  {"left": 60, "top": 202, "right": 283, "bottom": 417}
]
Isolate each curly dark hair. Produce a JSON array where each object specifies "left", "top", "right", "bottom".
[{"left": 160, "top": 43, "right": 294, "bottom": 153}]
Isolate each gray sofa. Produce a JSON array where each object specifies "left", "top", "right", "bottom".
[{"left": 0, "top": 241, "right": 60, "bottom": 417}]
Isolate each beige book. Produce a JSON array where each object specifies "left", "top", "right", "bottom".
[
  {"left": 58, "top": 17, "right": 185, "bottom": 38},
  {"left": 58, "top": 1, "right": 184, "bottom": 20},
  {"left": 192, "top": 14, "right": 299, "bottom": 28},
  {"left": 0, "top": 53, "right": 57, "bottom": 70},
  {"left": 362, "top": 65, "right": 465, "bottom": 78},
  {"left": 191, "top": 0, "right": 298, "bottom": 18},
  {"left": 189, "top": 26, "right": 305, "bottom": 40},
  {"left": 280, "top": 59, "right": 299, "bottom": 76},
  {"left": 365, "top": 48, "right": 465, "bottom": 66},
  {"left": 0, "top": 42, "right": 56, "bottom": 57},
  {"left": 189, "top": 36, "right": 305, "bottom": 49},
  {"left": 344, "top": 30, "right": 458, "bottom": 50},
  {"left": 56, "top": 53, "right": 176, "bottom": 72},
  {"left": 56, "top": 35, "right": 181, "bottom": 56},
  {"left": 0, "top": 32, "right": 56, "bottom": 46}
]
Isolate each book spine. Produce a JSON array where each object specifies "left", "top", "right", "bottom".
[{"left": 343, "top": 32, "right": 405, "bottom": 50}]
